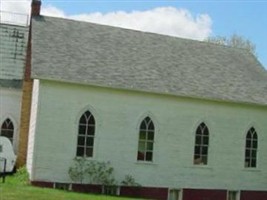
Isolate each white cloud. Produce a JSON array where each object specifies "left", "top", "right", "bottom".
[
  {"left": 0, "top": 1, "right": 212, "bottom": 40},
  {"left": 41, "top": 5, "right": 65, "bottom": 18},
  {"left": 42, "top": 5, "right": 212, "bottom": 40}
]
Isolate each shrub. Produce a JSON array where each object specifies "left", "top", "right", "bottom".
[
  {"left": 13, "top": 166, "right": 29, "bottom": 185},
  {"left": 68, "top": 157, "right": 87, "bottom": 184},
  {"left": 68, "top": 158, "right": 116, "bottom": 185},
  {"left": 121, "top": 175, "right": 141, "bottom": 187}
]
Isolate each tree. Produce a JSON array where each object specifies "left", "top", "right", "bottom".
[{"left": 206, "top": 34, "right": 256, "bottom": 56}]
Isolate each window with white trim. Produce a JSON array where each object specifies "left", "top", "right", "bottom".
[
  {"left": 245, "top": 127, "right": 257, "bottom": 168},
  {"left": 76, "top": 111, "right": 95, "bottom": 157},
  {"left": 137, "top": 117, "right": 154, "bottom": 162},
  {"left": 1, "top": 118, "right": 14, "bottom": 144},
  {"left": 194, "top": 122, "right": 209, "bottom": 165}
]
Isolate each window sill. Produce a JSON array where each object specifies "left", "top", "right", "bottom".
[
  {"left": 243, "top": 168, "right": 261, "bottom": 172},
  {"left": 135, "top": 161, "right": 157, "bottom": 166},
  {"left": 188, "top": 164, "right": 213, "bottom": 170},
  {"left": 75, "top": 156, "right": 95, "bottom": 160}
]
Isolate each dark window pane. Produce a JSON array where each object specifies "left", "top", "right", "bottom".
[
  {"left": 79, "top": 116, "right": 87, "bottom": 124},
  {"left": 202, "top": 156, "right": 208, "bottom": 164},
  {"left": 202, "top": 146, "right": 208, "bottom": 155},
  {"left": 84, "top": 111, "right": 91, "bottom": 118},
  {"left": 147, "top": 131, "right": 154, "bottom": 140},
  {"left": 148, "top": 121, "right": 154, "bottom": 131},
  {"left": 86, "top": 148, "right": 93, "bottom": 157},
  {"left": 140, "top": 121, "right": 146, "bottom": 130},
  {"left": 1, "top": 121, "right": 8, "bottom": 129},
  {"left": 252, "top": 150, "right": 257, "bottom": 158},
  {"left": 194, "top": 146, "right": 200, "bottom": 154},
  {"left": 196, "top": 127, "right": 202, "bottom": 135},
  {"left": 203, "top": 136, "right": 209, "bottom": 145},
  {"left": 246, "top": 132, "right": 252, "bottom": 139},
  {"left": 253, "top": 140, "right": 258, "bottom": 149},
  {"left": 146, "top": 152, "right": 153, "bottom": 161},
  {"left": 147, "top": 142, "right": 153, "bottom": 151},
  {"left": 86, "top": 137, "right": 94, "bottom": 146},
  {"left": 245, "top": 149, "right": 250, "bottom": 157},
  {"left": 79, "top": 125, "right": 86, "bottom": 135},
  {"left": 137, "top": 151, "right": 145, "bottom": 160},
  {"left": 1, "top": 130, "right": 9, "bottom": 136},
  {"left": 87, "top": 126, "right": 95, "bottom": 135},
  {"left": 253, "top": 132, "right": 258, "bottom": 140},
  {"left": 200, "top": 123, "right": 206, "bottom": 128},
  {"left": 76, "top": 147, "right": 84, "bottom": 157},
  {"left": 195, "top": 135, "right": 201, "bottom": 145},
  {"left": 78, "top": 136, "right": 85, "bottom": 145},
  {"left": 88, "top": 115, "right": 95, "bottom": 125},
  {"left": 194, "top": 155, "right": 200, "bottom": 160},
  {"left": 139, "top": 131, "right": 146, "bottom": 140},
  {"left": 251, "top": 159, "right": 256, "bottom": 167},
  {"left": 145, "top": 117, "right": 151, "bottom": 124},
  {"left": 203, "top": 129, "right": 209, "bottom": 136},
  {"left": 9, "top": 122, "right": 14, "bottom": 130},
  {"left": 246, "top": 140, "right": 251, "bottom": 148}
]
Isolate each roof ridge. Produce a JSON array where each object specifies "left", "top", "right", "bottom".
[{"left": 34, "top": 15, "right": 250, "bottom": 54}]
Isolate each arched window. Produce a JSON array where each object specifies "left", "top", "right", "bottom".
[
  {"left": 245, "top": 127, "right": 257, "bottom": 168},
  {"left": 137, "top": 117, "right": 154, "bottom": 162},
  {"left": 194, "top": 122, "right": 209, "bottom": 165},
  {"left": 76, "top": 111, "right": 95, "bottom": 157},
  {"left": 1, "top": 118, "right": 14, "bottom": 144}
]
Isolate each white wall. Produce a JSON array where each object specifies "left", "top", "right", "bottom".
[
  {"left": 31, "top": 80, "right": 267, "bottom": 191},
  {"left": 0, "top": 87, "right": 22, "bottom": 154}
]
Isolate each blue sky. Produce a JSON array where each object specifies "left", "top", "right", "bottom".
[{"left": 1, "top": 0, "right": 266, "bottom": 69}]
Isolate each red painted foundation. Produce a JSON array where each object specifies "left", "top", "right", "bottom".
[
  {"left": 240, "top": 191, "right": 267, "bottom": 200},
  {"left": 31, "top": 181, "right": 267, "bottom": 200},
  {"left": 120, "top": 186, "right": 168, "bottom": 200},
  {"left": 183, "top": 188, "right": 227, "bottom": 200},
  {"left": 72, "top": 184, "right": 102, "bottom": 194},
  {"left": 31, "top": 181, "right": 54, "bottom": 188}
]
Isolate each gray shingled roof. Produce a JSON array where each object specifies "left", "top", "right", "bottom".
[
  {"left": 31, "top": 16, "right": 267, "bottom": 106},
  {"left": 0, "top": 23, "right": 29, "bottom": 84}
]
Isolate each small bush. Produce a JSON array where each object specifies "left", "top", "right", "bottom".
[
  {"left": 68, "top": 157, "right": 87, "bottom": 184},
  {"left": 86, "top": 161, "right": 116, "bottom": 185},
  {"left": 69, "top": 158, "right": 116, "bottom": 185},
  {"left": 121, "top": 175, "right": 141, "bottom": 187},
  {"left": 13, "top": 166, "right": 29, "bottom": 185}
]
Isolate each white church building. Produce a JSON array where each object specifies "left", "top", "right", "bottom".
[{"left": 1, "top": 1, "right": 267, "bottom": 200}]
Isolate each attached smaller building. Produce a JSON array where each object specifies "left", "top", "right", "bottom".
[{"left": 0, "top": 22, "right": 29, "bottom": 154}]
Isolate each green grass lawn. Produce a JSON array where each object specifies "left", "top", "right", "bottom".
[{"left": 0, "top": 174, "right": 141, "bottom": 200}]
